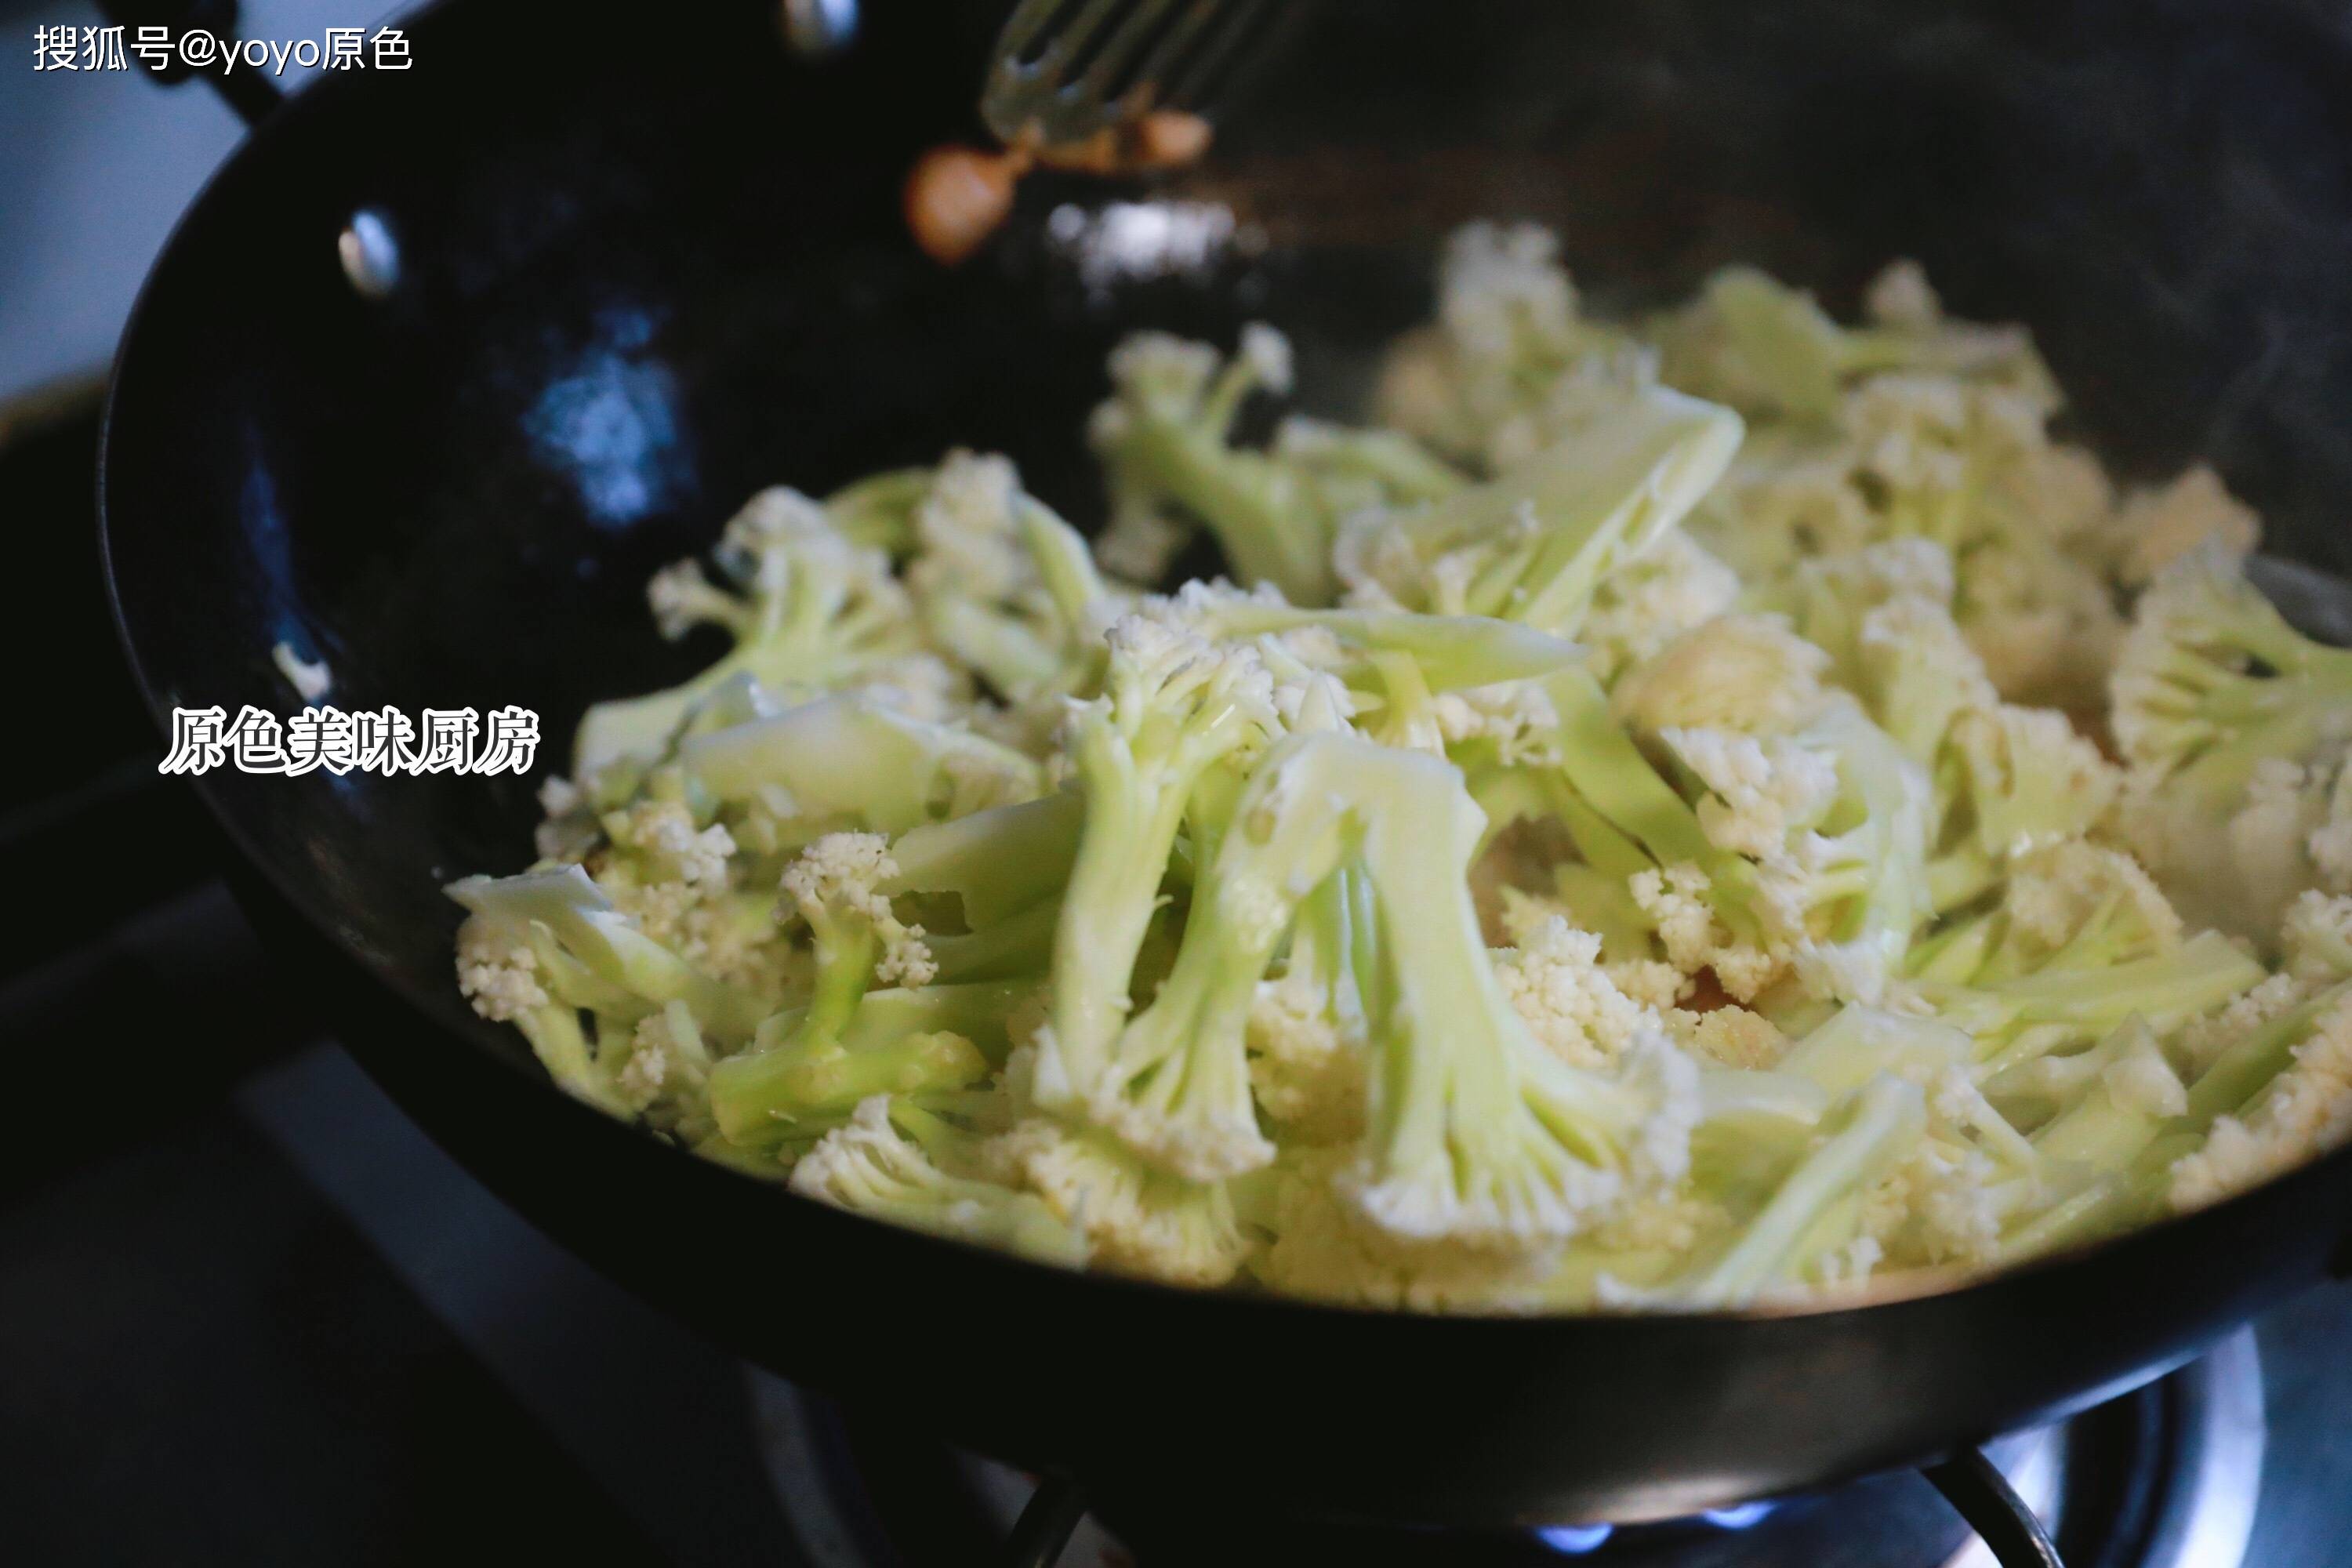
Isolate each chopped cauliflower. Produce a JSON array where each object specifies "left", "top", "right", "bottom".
[
  {"left": 1662, "top": 727, "right": 1841, "bottom": 859},
  {"left": 1431, "top": 680, "right": 1563, "bottom": 764},
  {"left": 604, "top": 800, "right": 736, "bottom": 891},
  {"left": 1252, "top": 1152, "right": 1572, "bottom": 1311},
  {"left": 780, "top": 832, "right": 937, "bottom": 989},
  {"left": 1613, "top": 615, "right": 1831, "bottom": 735},
  {"left": 907, "top": 448, "right": 1030, "bottom": 603},
  {"left": 2002, "top": 840, "right": 2180, "bottom": 953},
  {"left": 2105, "top": 466, "right": 2260, "bottom": 588},
  {"left": 445, "top": 223, "right": 2352, "bottom": 1315},
  {"left": 1578, "top": 532, "right": 1743, "bottom": 686},
  {"left": 617, "top": 1000, "right": 717, "bottom": 1139},
  {"left": 1669, "top": 1004, "right": 1790, "bottom": 1069},
  {"left": 1246, "top": 969, "right": 1365, "bottom": 1143},
  {"left": 793, "top": 1099, "right": 1087, "bottom": 1266},
  {"left": 1631, "top": 862, "right": 1786, "bottom": 1002},
  {"left": 2310, "top": 763, "right": 2352, "bottom": 895},
  {"left": 990, "top": 1118, "right": 1248, "bottom": 1287},
  {"left": 1494, "top": 917, "right": 1666, "bottom": 1068},
  {"left": 455, "top": 923, "right": 549, "bottom": 1022},
  {"left": 1863, "top": 259, "right": 1940, "bottom": 331},
  {"left": 1864, "top": 1141, "right": 2002, "bottom": 1266},
  {"left": 2172, "top": 992, "right": 2352, "bottom": 1211},
  {"left": 2172, "top": 971, "right": 2310, "bottom": 1080},
  {"left": 2284, "top": 891, "right": 2352, "bottom": 983}
]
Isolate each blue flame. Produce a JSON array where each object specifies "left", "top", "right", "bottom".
[
  {"left": 1535, "top": 1523, "right": 1616, "bottom": 1555},
  {"left": 1535, "top": 1497, "right": 1781, "bottom": 1555}
]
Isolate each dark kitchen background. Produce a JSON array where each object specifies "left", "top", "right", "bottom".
[{"left": 8, "top": 0, "right": 2352, "bottom": 1564}]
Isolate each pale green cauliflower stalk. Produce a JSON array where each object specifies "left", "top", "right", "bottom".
[{"left": 449, "top": 227, "right": 2352, "bottom": 1312}]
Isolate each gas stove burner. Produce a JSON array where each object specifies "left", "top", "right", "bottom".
[{"left": 748, "top": 1331, "right": 2263, "bottom": 1568}]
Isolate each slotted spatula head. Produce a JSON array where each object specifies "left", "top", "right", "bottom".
[{"left": 982, "top": 0, "right": 1285, "bottom": 150}]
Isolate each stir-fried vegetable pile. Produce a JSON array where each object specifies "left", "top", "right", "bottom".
[{"left": 450, "top": 224, "right": 2352, "bottom": 1310}]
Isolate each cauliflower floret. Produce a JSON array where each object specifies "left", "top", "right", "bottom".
[
  {"left": 1842, "top": 373, "right": 1973, "bottom": 491},
  {"left": 1606, "top": 958, "right": 1693, "bottom": 1012},
  {"left": 455, "top": 922, "right": 549, "bottom": 1022},
  {"left": 1613, "top": 615, "right": 1832, "bottom": 736},
  {"left": 1431, "top": 680, "right": 1562, "bottom": 764},
  {"left": 845, "top": 653, "right": 973, "bottom": 727},
  {"left": 1697, "top": 448, "right": 1879, "bottom": 579},
  {"left": 2308, "top": 762, "right": 2352, "bottom": 895},
  {"left": 1437, "top": 221, "right": 1581, "bottom": 362},
  {"left": 1950, "top": 704, "right": 2122, "bottom": 861},
  {"left": 603, "top": 799, "right": 736, "bottom": 891},
  {"left": 2110, "top": 546, "right": 2352, "bottom": 941},
  {"left": 2234, "top": 758, "right": 2334, "bottom": 908},
  {"left": 1252, "top": 1152, "right": 1572, "bottom": 1310},
  {"left": 792, "top": 1098, "right": 1089, "bottom": 1266},
  {"left": 1258, "top": 1033, "right": 1703, "bottom": 1310},
  {"left": 2002, "top": 839, "right": 2181, "bottom": 953},
  {"left": 1092, "top": 499, "right": 1189, "bottom": 585},
  {"left": 537, "top": 775, "right": 583, "bottom": 818},
  {"left": 1245, "top": 970, "right": 1365, "bottom": 1143},
  {"left": 1589, "top": 1187, "right": 1730, "bottom": 1255},
  {"left": 1859, "top": 260, "right": 2049, "bottom": 390},
  {"left": 2284, "top": 891, "right": 2352, "bottom": 983},
  {"left": 1372, "top": 222, "right": 1605, "bottom": 467},
  {"left": 1807, "top": 1234, "right": 1886, "bottom": 1290},
  {"left": 1852, "top": 591, "right": 1998, "bottom": 764},
  {"left": 1599, "top": 1029, "right": 1712, "bottom": 1189},
  {"left": 589, "top": 799, "right": 800, "bottom": 994},
  {"left": 1817, "top": 536, "right": 1963, "bottom": 618},
  {"left": 616, "top": 1000, "right": 717, "bottom": 1138},
  {"left": 1493, "top": 917, "right": 1665, "bottom": 1069},
  {"left": 1483, "top": 343, "right": 1664, "bottom": 473},
  {"left": 1578, "top": 532, "right": 1743, "bottom": 688},
  {"left": 645, "top": 559, "right": 731, "bottom": 641},
  {"left": 1864, "top": 1140, "right": 2002, "bottom": 1266},
  {"left": 1661, "top": 727, "right": 1841, "bottom": 859},
  {"left": 2012, "top": 445, "right": 2118, "bottom": 552},
  {"left": 1955, "top": 536, "right": 2122, "bottom": 709},
  {"left": 1668, "top": 1004, "right": 1791, "bottom": 1069},
  {"left": 1237, "top": 320, "right": 1294, "bottom": 394},
  {"left": 1863, "top": 259, "right": 1940, "bottom": 331},
  {"left": 2172, "top": 971, "right": 2310, "bottom": 1080},
  {"left": 780, "top": 831, "right": 936, "bottom": 988},
  {"left": 718, "top": 484, "right": 836, "bottom": 559},
  {"left": 2105, "top": 466, "right": 2260, "bottom": 589},
  {"left": 2172, "top": 991, "right": 2352, "bottom": 1211},
  {"left": 907, "top": 448, "right": 1029, "bottom": 602},
  {"left": 612, "top": 882, "right": 797, "bottom": 999},
  {"left": 1629, "top": 862, "right": 1786, "bottom": 1001},
  {"left": 532, "top": 775, "right": 599, "bottom": 862},
  {"left": 989, "top": 1118, "right": 1248, "bottom": 1287}
]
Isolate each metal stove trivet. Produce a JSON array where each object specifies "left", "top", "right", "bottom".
[{"left": 750, "top": 1330, "right": 2263, "bottom": 1568}]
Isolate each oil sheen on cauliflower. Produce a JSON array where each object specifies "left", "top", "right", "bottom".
[{"left": 444, "top": 223, "right": 2352, "bottom": 1315}]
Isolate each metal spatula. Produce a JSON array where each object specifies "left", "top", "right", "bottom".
[{"left": 981, "top": 0, "right": 1288, "bottom": 152}]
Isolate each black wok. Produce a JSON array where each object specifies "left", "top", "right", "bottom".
[{"left": 100, "top": 0, "right": 2352, "bottom": 1540}]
